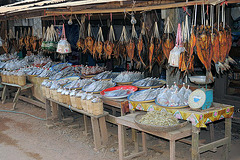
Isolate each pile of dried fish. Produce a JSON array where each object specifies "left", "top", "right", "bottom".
[
  {"left": 64, "top": 78, "right": 95, "bottom": 89},
  {"left": 104, "top": 89, "right": 129, "bottom": 97},
  {"left": 114, "top": 71, "right": 143, "bottom": 83},
  {"left": 51, "top": 62, "right": 72, "bottom": 71},
  {"left": 82, "top": 80, "right": 115, "bottom": 92},
  {"left": 93, "top": 71, "right": 118, "bottom": 80},
  {"left": 81, "top": 65, "right": 105, "bottom": 76},
  {"left": 0, "top": 53, "right": 18, "bottom": 61},
  {"left": 132, "top": 77, "right": 164, "bottom": 87},
  {"left": 129, "top": 88, "right": 163, "bottom": 102},
  {"left": 139, "top": 111, "right": 179, "bottom": 126}
]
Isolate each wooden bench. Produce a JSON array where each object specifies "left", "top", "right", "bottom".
[
  {"left": 116, "top": 112, "right": 192, "bottom": 160},
  {"left": 45, "top": 98, "right": 109, "bottom": 151},
  {"left": 1, "top": 82, "right": 33, "bottom": 110}
]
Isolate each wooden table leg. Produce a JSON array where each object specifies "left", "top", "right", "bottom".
[
  {"left": 142, "top": 132, "right": 147, "bottom": 155},
  {"left": 51, "top": 102, "right": 58, "bottom": 122},
  {"left": 192, "top": 125, "right": 200, "bottom": 160},
  {"left": 170, "top": 140, "right": 176, "bottom": 160},
  {"left": 12, "top": 88, "right": 21, "bottom": 110},
  {"left": 134, "top": 130, "right": 139, "bottom": 153},
  {"left": 224, "top": 118, "right": 231, "bottom": 160},
  {"left": 118, "top": 124, "right": 124, "bottom": 160},
  {"left": 209, "top": 123, "right": 217, "bottom": 152},
  {"left": 2, "top": 85, "right": 7, "bottom": 104},
  {"left": 57, "top": 104, "right": 62, "bottom": 121},
  {"left": 91, "top": 117, "right": 101, "bottom": 151},
  {"left": 99, "top": 117, "right": 108, "bottom": 146},
  {"left": 45, "top": 99, "right": 52, "bottom": 125},
  {"left": 83, "top": 115, "right": 88, "bottom": 135}
]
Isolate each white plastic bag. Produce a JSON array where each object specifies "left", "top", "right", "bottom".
[
  {"left": 168, "top": 23, "right": 185, "bottom": 67},
  {"left": 169, "top": 89, "right": 181, "bottom": 106},
  {"left": 57, "top": 24, "right": 72, "bottom": 54}
]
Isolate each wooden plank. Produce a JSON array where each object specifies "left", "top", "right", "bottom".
[
  {"left": 18, "top": 95, "right": 45, "bottom": 108},
  {"left": 1, "top": 82, "right": 33, "bottom": 89},
  {"left": 124, "top": 151, "right": 147, "bottom": 160},
  {"left": 142, "top": 132, "right": 147, "bottom": 155},
  {"left": 170, "top": 140, "right": 176, "bottom": 160},
  {"left": 225, "top": 118, "right": 231, "bottom": 159},
  {"left": 198, "top": 137, "right": 229, "bottom": 153},
  {"left": 192, "top": 126, "right": 200, "bottom": 160},
  {"left": 47, "top": 98, "right": 108, "bottom": 118},
  {"left": 118, "top": 124, "right": 124, "bottom": 160},
  {"left": 91, "top": 117, "right": 102, "bottom": 151},
  {"left": 99, "top": 117, "right": 108, "bottom": 146},
  {"left": 133, "top": 129, "right": 139, "bottom": 153},
  {"left": 1, "top": 85, "right": 7, "bottom": 104},
  {"left": 106, "top": 114, "right": 117, "bottom": 124},
  {"left": 51, "top": 101, "right": 58, "bottom": 121},
  {"left": 83, "top": 115, "right": 88, "bottom": 135},
  {"left": 12, "top": 88, "right": 21, "bottom": 110}
]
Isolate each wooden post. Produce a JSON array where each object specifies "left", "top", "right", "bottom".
[
  {"left": 2, "top": 85, "right": 7, "bottom": 104},
  {"left": 142, "top": 132, "right": 147, "bottom": 155},
  {"left": 192, "top": 126, "right": 200, "bottom": 160},
  {"left": 99, "top": 117, "right": 108, "bottom": 146},
  {"left": 134, "top": 130, "right": 139, "bottom": 153},
  {"left": 209, "top": 123, "right": 217, "bottom": 152},
  {"left": 12, "top": 88, "right": 21, "bottom": 110},
  {"left": 57, "top": 104, "right": 62, "bottom": 121},
  {"left": 224, "top": 118, "right": 231, "bottom": 160},
  {"left": 170, "top": 140, "right": 176, "bottom": 160},
  {"left": 118, "top": 124, "right": 124, "bottom": 160},
  {"left": 83, "top": 115, "right": 88, "bottom": 135},
  {"left": 91, "top": 117, "right": 101, "bottom": 151},
  {"left": 45, "top": 99, "right": 51, "bottom": 125},
  {"left": 51, "top": 101, "right": 58, "bottom": 122}
]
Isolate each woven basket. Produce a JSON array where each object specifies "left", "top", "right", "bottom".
[
  {"left": 28, "top": 75, "right": 37, "bottom": 83},
  {"left": 50, "top": 89, "right": 54, "bottom": 99},
  {"left": 18, "top": 75, "right": 26, "bottom": 86},
  {"left": 58, "top": 92, "right": 63, "bottom": 103},
  {"left": 75, "top": 97, "right": 82, "bottom": 110},
  {"left": 86, "top": 100, "right": 92, "bottom": 114},
  {"left": 70, "top": 96, "right": 77, "bottom": 108},
  {"left": 1, "top": 74, "right": 6, "bottom": 82},
  {"left": 134, "top": 113, "right": 189, "bottom": 132},
  {"left": 45, "top": 87, "right": 51, "bottom": 99},
  {"left": 92, "top": 101, "right": 103, "bottom": 116},
  {"left": 41, "top": 86, "right": 46, "bottom": 97},
  {"left": 9, "top": 75, "right": 13, "bottom": 84},
  {"left": 81, "top": 99, "right": 87, "bottom": 111},
  {"left": 13, "top": 75, "right": 18, "bottom": 85},
  {"left": 63, "top": 94, "right": 71, "bottom": 106},
  {"left": 52, "top": 90, "right": 58, "bottom": 101}
]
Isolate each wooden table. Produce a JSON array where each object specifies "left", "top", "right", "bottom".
[
  {"left": 129, "top": 102, "right": 234, "bottom": 160},
  {"left": 1, "top": 82, "right": 33, "bottom": 110},
  {"left": 116, "top": 112, "right": 192, "bottom": 160},
  {"left": 45, "top": 98, "right": 109, "bottom": 151}
]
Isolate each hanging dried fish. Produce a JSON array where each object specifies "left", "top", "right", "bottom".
[
  {"left": 162, "top": 17, "right": 175, "bottom": 60},
  {"left": 83, "top": 22, "right": 94, "bottom": 54},
  {"left": 114, "top": 26, "right": 128, "bottom": 60},
  {"left": 137, "top": 22, "right": 147, "bottom": 68},
  {"left": 104, "top": 25, "right": 115, "bottom": 59},
  {"left": 126, "top": 24, "right": 138, "bottom": 64},
  {"left": 76, "top": 15, "right": 86, "bottom": 51},
  {"left": 93, "top": 26, "right": 104, "bottom": 59}
]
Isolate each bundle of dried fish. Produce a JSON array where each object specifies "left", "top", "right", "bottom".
[
  {"left": 129, "top": 88, "right": 162, "bottom": 102},
  {"left": 132, "top": 77, "right": 164, "bottom": 87},
  {"left": 162, "top": 17, "right": 175, "bottom": 60},
  {"left": 93, "top": 71, "right": 118, "bottom": 80},
  {"left": 139, "top": 111, "right": 179, "bottom": 126},
  {"left": 114, "top": 26, "right": 128, "bottom": 60},
  {"left": 114, "top": 71, "right": 143, "bottom": 83},
  {"left": 137, "top": 22, "right": 147, "bottom": 68},
  {"left": 104, "top": 89, "right": 129, "bottom": 97},
  {"left": 64, "top": 78, "right": 95, "bottom": 89},
  {"left": 81, "top": 65, "right": 106, "bottom": 76},
  {"left": 93, "top": 27, "right": 104, "bottom": 59},
  {"left": 76, "top": 15, "right": 86, "bottom": 51},
  {"left": 104, "top": 25, "right": 115, "bottom": 59},
  {"left": 51, "top": 62, "right": 72, "bottom": 71},
  {"left": 83, "top": 23, "right": 94, "bottom": 54},
  {"left": 82, "top": 80, "right": 115, "bottom": 92},
  {"left": 126, "top": 24, "right": 138, "bottom": 64}
]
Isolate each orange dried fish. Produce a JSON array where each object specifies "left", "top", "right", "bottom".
[
  {"left": 83, "top": 37, "right": 94, "bottom": 54},
  {"left": 148, "top": 36, "right": 154, "bottom": 72},
  {"left": 126, "top": 39, "right": 135, "bottom": 63},
  {"left": 162, "top": 33, "right": 174, "bottom": 59},
  {"left": 104, "top": 40, "right": 114, "bottom": 59},
  {"left": 77, "top": 38, "right": 85, "bottom": 50},
  {"left": 137, "top": 35, "right": 146, "bottom": 67}
]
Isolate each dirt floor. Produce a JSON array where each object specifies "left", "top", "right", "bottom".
[{"left": 0, "top": 99, "right": 240, "bottom": 160}]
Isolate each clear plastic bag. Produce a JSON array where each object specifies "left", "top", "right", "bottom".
[
  {"left": 168, "top": 89, "right": 181, "bottom": 106},
  {"left": 183, "top": 85, "right": 192, "bottom": 105},
  {"left": 157, "top": 90, "right": 169, "bottom": 106}
]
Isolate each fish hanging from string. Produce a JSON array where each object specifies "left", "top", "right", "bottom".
[
  {"left": 83, "top": 16, "right": 94, "bottom": 54},
  {"left": 76, "top": 15, "right": 86, "bottom": 51},
  {"left": 104, "top": 24, "right": 115, "bottom": 59}
]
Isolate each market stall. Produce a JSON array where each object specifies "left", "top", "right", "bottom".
[{"left": 0, "top": 0, "right": 239, "bottom": 159}]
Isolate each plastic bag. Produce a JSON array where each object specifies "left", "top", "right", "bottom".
[
  {"left": 157, "top": 90, "right": 169, "bottom": 106},
  {"left": 57, "top": 24, "right": 71, "bottom": 54},
  {"left": 178, "top": 83, "right": 186, "bottom": 98},
  {"left": 184, "top": 85, "right": 192, "bottom": 105},
  {"left": 168, "top": 23, "right": 185, "bottom": 67},
  {"left": 168, "top": 89, "right": 181, "bottom": 106}
]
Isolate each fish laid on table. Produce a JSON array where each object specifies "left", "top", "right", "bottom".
[
  {"left": 104, "top": 89, "right": 129, "bottom": 97},
  {"left": 65, "top": 79, "right": 95, "bottom": 89},
  {"left": 93, "top": 71, "right": 118, "bottom": 80},
  {"left": 129, "top": 88, "right": 162, "bottom": 101},
  {"left": 114, "top": 71, "right": 143, "bottom": 83},
  {"left": 83, "top": 80, "right": 115, "bottom": 92},
  {"left": 132, "top": 77, "right": 164, "bottom": 87}
]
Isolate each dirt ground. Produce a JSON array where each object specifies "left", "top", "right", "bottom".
[{"left": 0, "top": 99, "right": 240, "bottom": 160}]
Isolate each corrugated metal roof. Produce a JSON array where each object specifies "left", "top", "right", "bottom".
[{"left": 0, "top": 0, "right": 125, "bottom": 15}]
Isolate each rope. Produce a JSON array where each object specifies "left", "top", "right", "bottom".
[{"left": 0, "top": 110, "right": 46, "bottom": 121}]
